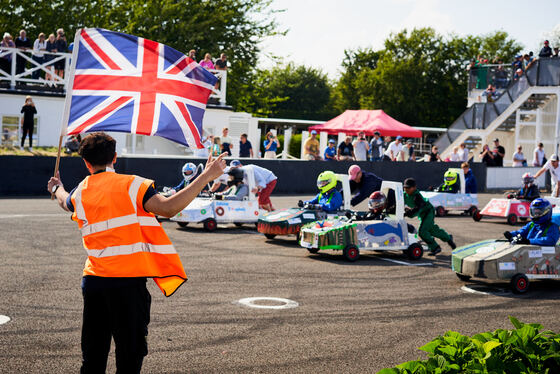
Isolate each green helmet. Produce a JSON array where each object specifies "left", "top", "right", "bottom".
[
  {"left": 444, "top": 170, "right": 458, "bottom": 185},
  {"left": 317, "top": 171, "right": 337, "bottom": 193}
]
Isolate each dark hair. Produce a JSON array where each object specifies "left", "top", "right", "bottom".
[
  {"left": 78, "top": 132, "right": 116, "bottom": 166},
  {"left": 240, "top": 133, "right": 248, "bottom": 138}
]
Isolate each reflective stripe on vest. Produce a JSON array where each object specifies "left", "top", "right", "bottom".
[
  {"left": 86, "top": 242, "right": 176, "bottom": 258},
  {"left": 80, "top": 214, "right": 160, "bottom": 236}
]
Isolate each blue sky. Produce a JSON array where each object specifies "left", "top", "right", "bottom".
[{"left": 260, "top": 0, "right": 560, "bottom": 78}]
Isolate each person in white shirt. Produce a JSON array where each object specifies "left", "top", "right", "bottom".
[
  {"left": 194, "top": 135, "right": 212, "bottom": 158},
  {"left": 534, "top": 154, "right": 560, "bottom": 197},
  {"left": 533, "top": 142, "right": 546, "bottom": 167},
  {"left": 459, "top": 143, "right": 470, "bottom": 162},
  {"left": 512, "top": 145, "right": 526, "bottom": 167},
  {"left": 231, "top": 160, "right": 277, "bottom": 211},
  {"left": 353, "top": 131, "right": 369, "bottom": 161},
  {"left": 32, "top": 33, "right": 47, "bottom": 80},
  {"left": 450, "top": 147, "right": 461, "bottom": 162},
  {"left": 383, "top": 136, "right": 403, "bottom": 161}
]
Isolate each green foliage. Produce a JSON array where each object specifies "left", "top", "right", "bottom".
[
  {"left": 378, "top": 316, "right": 560, "bottom": 374},
  {"left": 289, "top": 133, "right": 302, "bottom": 159}
]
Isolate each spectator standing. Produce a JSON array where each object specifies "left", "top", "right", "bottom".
[
  {"left": 539, "top": 40, "right": 553, "bottom": 58},
  {"left": 45, "top": 33, "right": 57, "bottom": 83},
  {"left": 188, "top": 49, "right": 196, "bottom": 60},
  {"left": 303, "top": 130, "right": 321, "bottom": 160},
  {"left": 32, "top": 33, "right": 47, "bottom": 80},
  {"left": 194, "top": 135, "right": 211, "bottom": 158},
  {"left": 461, "top": 162, "right": 477, "bottom": 193},
  {"left": 1, "top": 33, "right": 15, "bottom": 73},
  {"left": 54, "top": 29, "right": 67, "bottom": 79},
  {"left": 324, "top": 139, "right": 336, "bottom": 161},
  {"left": 492, "top": 138, "right": 505, "bottom": 167},
  {"left": 512, "top": 145, "right": 527, "bottom": 167},
  {"left": 220, "top": 127, "right": 233, "bottom": 155},
  {"left": 338, "top": 136, "right": 355, "bottom": 161},
  {"left": 534, "top": 154, "right": 560, "bottom": 197},
  {"left": 239, "top": 133, "right": 253, "bottom": 158},
  {"left": 20, "top": 96, "right": 37, "bottom": 149},
  {"left": 370, "top": 131, "right": 383, "bottom": 161},
  {"left": 353, "top": 131, "right": 369, "bottom": 161},
  {"left": 450, "top": 147, "right": 461, "bottom": 162},
  {"left": 533, "top": 142, "right": 546, "bottom": 167},
  {"left": 480, "top": 144, "right": 494, "bottom": 166},
  {"left": 406, "top": 139, "right": 415, "bottom": 161},
  {"left": 211, "top": 136, "right": 221, "bottom": 156},
  {"left": 429, "top": 145, "right": 441, "bottom": 162},
  {"left": 512, "top": 55, "right": 523, "bottom": 73},
  {"left": 494, "top": 64, "right": 508, "bottom": 88},
  {"left": 383, "top": 136, "right": 403, "bottom": 161},
  {"left": 523, "top": 54, "right": 536, "bottom": 71},
  {"left": 231, "top": 160, "right": 277, "bottom": 211},
  {"left": 15, "top": 29, "right": 31, "bottom": 76},
  {"left": 263, "top": 131, "right": 279, "bottom": 159},
  {"left": 459, "top": 143, "right": 470, "bottom": 162},
  {"left": 199, "top": 53, "right": 214, "bottom": 70},
  {"left": 215, "top": 53, "right": 228, "bottom": 70}
]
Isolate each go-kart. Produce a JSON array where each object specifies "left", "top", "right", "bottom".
[
  {"left": 257, "top": 173, "right": 352, "bottom": 240},
  {"left": 452, "top": 235, "right": 560, "bottom": 294},
  {"left": 299, "top": 181, "right": 425, "bottom": 262},
  {"left": 421, "top": 168, "right": 478, "bottom": 217},
  {"left": 170, "top": 167, "right": 263, "bottom": 231},
  {"left": 473, "top": 196, "right": 560, "bottom": 225}
]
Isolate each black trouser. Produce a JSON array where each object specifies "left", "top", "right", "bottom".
[
  {"left": 80, "top": 282, "right": 151, "bottom": 374},
  {"left": 21, "top": 126, "right": 33, "bottom": 147}
]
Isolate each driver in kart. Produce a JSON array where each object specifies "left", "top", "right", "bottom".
[
  {"left": 169, "top": 162, "right": 202, "bottom": 194},
  {"left": 353, "top": 191, "right": 387, "bottom": 221},
  {"left": 504, "top": 198, "right": 560, "bottom": 246},
  {"left": 435, "top": 170, "right": 460, "bottom": 193},
  {"left": 299, "top": 171, "right": 343, "bottom": 213},
  {"left": 214, "top": 168, "right": 249, "bottom": 201},
  {"left": 508, "top": 173, "right": 540, "bottom": 201}
]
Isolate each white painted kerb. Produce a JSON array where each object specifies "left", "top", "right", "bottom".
[
  {"left": 236, "top": 297, "right": 299, "bottom": 310},
  {"left": 0, "top": 315, "right": 11, "bottom": 325}
]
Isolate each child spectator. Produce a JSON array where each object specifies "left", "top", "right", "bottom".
[
  {"left": 211, "top": 136, "right": 221, "bottom": 156},
  {"left": 324, "top": 139, "right": 336, "bottom": 161}
]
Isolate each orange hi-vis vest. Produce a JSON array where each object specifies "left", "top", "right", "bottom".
[{"left": 70, "top": 171, "right": 187, "bottom": 296}]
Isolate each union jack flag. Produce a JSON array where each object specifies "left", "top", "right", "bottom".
[{"left": 63, "top": 28, "right": 218, "bottom": 148}]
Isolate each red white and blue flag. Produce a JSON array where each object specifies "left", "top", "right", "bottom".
[{"left": 62, "top": 28, "right": 218, "bottom": 148}]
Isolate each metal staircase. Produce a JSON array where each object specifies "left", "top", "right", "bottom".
[{"left": 436, "top": 59, "right": 560, "bottom": 160}]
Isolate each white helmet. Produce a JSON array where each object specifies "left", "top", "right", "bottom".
[{"left": 182, "top": 162, "right": 198, "bottom": 182}]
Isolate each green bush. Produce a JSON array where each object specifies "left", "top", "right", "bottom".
[
  {"left": 378, "top": 316, "right": 560, "bottom": 374},
  {"left": 289, "top": 133, "right": 302, "bottom": 159}
]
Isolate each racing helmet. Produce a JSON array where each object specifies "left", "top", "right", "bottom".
[
  {"left": 368, "top": 191, "right": 386, "bottom": 213},
  {"left": 317, "top": 171, "right": 337, "bottom": 193},
  {"left": 530, "top": 198, "right": 552, "bottom": 224},
  {"left": 522, "top": 172, "right": 534, "bottom": 185},
  {"left": 444, "top": 170, "right": 458, "bottom": 185},
  {"left": 227, "top": 167, "right": 244, "bottom": 184},
  {"left": 182, "top": 162, "right": 197, "bottom": 182}
]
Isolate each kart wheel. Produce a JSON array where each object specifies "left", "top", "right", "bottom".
[
  {"left": 406, "top": 243, "right": 423, "bottom": 260},
  {"left": 510, "top": 273, "right": 529, "bottom": 294},
  {"left": 467, "top": 206, "right": 478, "bottom": 216},
  {"left": 307, "top": 247, "right": 319, "bottom": 254},
  {"left": 177, "top": 222, "right": 188, "bottom": 228},
  {"left": 203, "top": 218, "right": 217, "bottom": 232},
  {"left": 264, "top": 234, "right": 276, "bottom": 240},
  {"left": 456, "top": 273, "right": 471, "bottom": 282},
  {"left": 234, "top": 223, "right": 243, "bottom": 227},
  {"left": 472, "top": 209, "right": 482, "bottom": 222},
  {"left": 435, "top": 206, "right": 446, "bottom": 217},
  {"left": 507, "top": 213, "right": 518, "bottom": 226},
  {"left": 343, "top": 245, "right": 360, "bottom": 262}
]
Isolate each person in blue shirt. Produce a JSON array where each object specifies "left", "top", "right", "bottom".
[
  {"left": 299, "top": 171, "right": 343, "bottom": 213},
  {"left": 324, "top": 139, "right": 337, "bottom": 161},
  {"left": 263, "top": 131, "right": 279, "bottom": 159},
  {"left": 348, "top": 165, "right": 383, "bottom": 206},
  {"left": 461, "top": 162, "right": 477, "bottom": 194},
  {"left": 504, "top": 199, "right": 560, "bottom": 246}
]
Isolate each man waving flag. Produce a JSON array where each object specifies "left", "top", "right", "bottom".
[{"left": 60, "top": 28, "right": 218, "bottom": 148}]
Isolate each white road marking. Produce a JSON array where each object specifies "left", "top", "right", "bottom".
[
  {"left": 460, "top": 285, "right": 510, "bottom": 296},
  {"left": 235, "top": 297, "right": 299, "bottom": 310},
  {"left": 0, "top": 214, "right": 67, "bottom": 219},
  {"left": 0, "top": 315, "right": 10, "bottom": 325},
  {"left": 377, "top": 257, "right": 433, "bottom": 266}
]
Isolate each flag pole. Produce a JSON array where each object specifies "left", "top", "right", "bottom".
[{"left": 51, "top": 28, "right": 82, "bottom": 200}]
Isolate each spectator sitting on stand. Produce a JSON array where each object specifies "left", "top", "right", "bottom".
[
  {"left": 15, "top": 29, "right": 31, "bottom": 77},
  {"left": 480, "top": 144, "right": 495, "bottom": 166},
  {"left": 429, "top": 145, "right": 441, "bottom": 162},
  {"left": 539, "top": 40, "right": 553, "bottom": 58},
  {"left": 533, "top": 142, "right": 546, "bottom": 167},
  {"left": 324, "top": 139, "right": 336, "bottom": 161},
  {"left": 352, "top": 131, "right": 369, "bottom": 161},
  {"left": 512, "top": 145, "right": 527, "bottom": 167},
  {"left": 383, "top": 136, "right": 403, "bottom": 161},
  {"left": 303, "top": 130, "right": 321, "bottom": 160},
  {"left": 263, "top": 131, "right": 279, "bottom": 159},
  {"left": 338, "top": 136, "right": 355, "bottom": 161},
  {"left": 199, "top": 53, "right": 214, "bottom": 70},
  {"left": 239, "top": 133, "right": 253, "bottom": 158},
  {"left": 370, "top": 131, "right": 383, "bottom": 161}
]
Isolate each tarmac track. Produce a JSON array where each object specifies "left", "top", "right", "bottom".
[{"left": 1, "top": 194, "right": 560, "bottom": 373}]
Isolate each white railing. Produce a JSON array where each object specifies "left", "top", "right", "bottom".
[{"left": 0, "top": 47, "right": 227, "bottom": 105}]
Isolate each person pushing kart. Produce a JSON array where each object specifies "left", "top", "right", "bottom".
[
  {"left": 403, "top": 177, "right": 456, "bottom": 255},
  {"left": 504, "top": 198, "right": 560, "bottom": 246},
  {"left": 435, "top": 170, "right": 460, "bottom": 193},
  {"left": 507, "top": 172, "right": 540, "bottom": 201},
  {"left": 299, "top": 171, "right": 343, "bottom": 213}
]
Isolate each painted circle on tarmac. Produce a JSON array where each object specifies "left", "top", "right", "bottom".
[
  {"left": 461, "top": 285, "right": 510, "bottom": 296},
  {"left": 236, "top": 297, "right": 299, "bottom": 310},
  {"left": 0, "top": 315, "right": 11, "bottom": 325}
]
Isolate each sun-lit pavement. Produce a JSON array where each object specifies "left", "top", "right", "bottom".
[{"left": 1, "top": 194, "right": 559, "bottom": 373}]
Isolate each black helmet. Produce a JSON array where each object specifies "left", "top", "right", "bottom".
[{"left": 228, "top": 167, "right": 244, "bottom": 183}]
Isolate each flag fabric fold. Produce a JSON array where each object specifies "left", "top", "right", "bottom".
[{"left": 62, "top": 28, "right": 218, "bottom": 148}]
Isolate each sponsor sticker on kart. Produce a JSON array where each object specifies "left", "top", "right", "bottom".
[
  {"left": 302, "top": 213, "right": 315, "bottom": 219},
  {"left": 541, "top": 246, "right": 555, "bottom": 254},
  {"left": 499, "top": 262, "right": 516, "bottom": 271},
  {"left": 288, "top": 218, "right": 302, "bottom": 224},
  {"left": 529, "top": 249, "right": 543, "bottom": 258}
]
